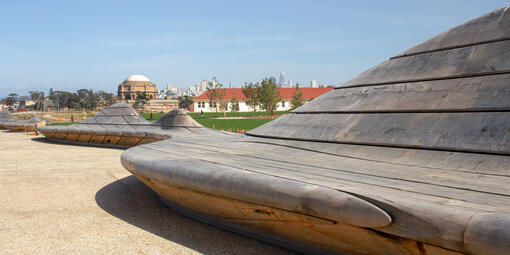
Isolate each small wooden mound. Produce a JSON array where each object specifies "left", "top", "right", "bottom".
[
  {"left": 37, "top": 103, "right": 213, "bottom": 148},
  {"left": 0, "top": 111, "right": 16, "bottom": 129},
  {"left": 4, "top": 116, "right": 46, "bottom": 132}
]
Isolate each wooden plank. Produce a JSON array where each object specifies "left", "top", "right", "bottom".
[
  {"left": 238, "top": 136, "right": 510, "bottom": 176},
  {"left": 341, "top": 40, "right": 510, "bottom": 87},
  {"left": 249, "top": 112, "right": 510, "bottom": 154},
  {"left": 125, "top": 144, "right": 485, "bottom": 253},
  {"left": 136, "top": 174, "right": 465, "bottom": 255},
  {"left": 122, "top": 147, "right": 393, "bottom": 228},
  {"left": 393, "top": 7, "right": 510, "bottom": 58},
  {"left": 296, "top": 73, "right": 510, "bottom": 113},
  {"left": 147, "top": 140, "right": 510, "bottom": 206}
]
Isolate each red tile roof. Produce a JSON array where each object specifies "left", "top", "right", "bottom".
[{"left": 194, "top": 87, "right": 333, "bottom": 101}]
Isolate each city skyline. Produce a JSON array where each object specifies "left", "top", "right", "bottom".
[{"left": 1, "top": 0, "right": 508, "bottom": 98}]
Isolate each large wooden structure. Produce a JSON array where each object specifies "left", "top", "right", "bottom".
[
  {"left": 119, "top": 7, "right": 510, "bottom": 255},
  {"left": 35, "top": 7, "right": 510, "bottom": 255}
]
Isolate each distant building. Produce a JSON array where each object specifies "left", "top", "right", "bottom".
[
  {"left": 193, "top": 87, "right": 333, "bottom": 112},
  {"left": 279, "top": 72, "right": 287, "bottom": 88},
  {"left": 310, "top": 80, "right": 317, "bottom": 88},
  {"left": 118, "top": 75, "right": 158, "bottom": 100},
  {"left": 200, "top": 80, "right": 208, "bottom": 91}
]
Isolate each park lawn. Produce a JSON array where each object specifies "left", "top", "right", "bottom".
[
  {"left": 139, "top": 112, "right": 165, "bottom": 121},
  {"left": 139, "top": 111, "right": 284, "bottom": 131},
  {"left": 139, "top": 111, "right": 289, "bottom": 121},
  {"left": 49, "top": 122, "right": 78, "bottom": 126},
  {"left": 193, "top": 118, "right": 272, "bottom": 131},
  {"left": 50, "top": 111, "right": 279, "bottom": 131},
  {"left": 188, "top": 111, "right": 289, "bottom": 119},
  {"left": 48, "top": 118, "right": 272, "bottom": 131}
]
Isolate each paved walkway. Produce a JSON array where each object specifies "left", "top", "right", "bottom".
[{"left": 0, "top": 131, "right": 294, "bottom": 255}]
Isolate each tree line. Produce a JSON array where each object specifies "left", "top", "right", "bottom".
[
  {"left": 47, "top": 88, "right": 117, "bottom": 111},
  {"left": 2, "top": 89, "right": 117, "bottom": 111},
  {"left": 204, "top": 77, "right": 304, "bottom": 113}
]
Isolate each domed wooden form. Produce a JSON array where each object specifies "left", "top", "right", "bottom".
[
  {"left": 37, "top": 103, "right": 214, "bottom": 148},
  {"left": 121, "top": 7, "right": 510, "bottom": 255},
  {"left": 4, "top": 116, "right": 46, "bottom": 131}
]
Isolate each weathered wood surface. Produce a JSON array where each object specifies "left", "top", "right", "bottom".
[
  {"left": 0, "top": 111, "right": 15, "bottom": 129},
  {"left": 394, "top": 7, "right": 510, "bottom": 58},
  {"left": 23, "top": 7, "right": 502, "bottom": 255},
  {"left": 119, "top": 7, "right": 510, "bottom": 255},
  {"left": 248, "top": 112, "right": 510, "bottom": 154},
  {"left": 135, "top": 173, "right": 465, "bottom": 255},
  {"left": 342, "top": 39, "right": 510, "bottom": 88},
  {"left": 296, "top": 73, "right": 510, "bottom": 113},
  {"left": 4, "top": 116, "right": 46, "bottom": 132}
]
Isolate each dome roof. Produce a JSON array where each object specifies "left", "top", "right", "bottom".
[{"left": 124, "top": 75, "right": 150, "bottom": 82}]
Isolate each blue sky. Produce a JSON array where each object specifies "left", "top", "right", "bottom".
[{"left": 0, "top": 0, "right": 508, "bottom": 97}]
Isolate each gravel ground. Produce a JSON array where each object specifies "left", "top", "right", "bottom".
[{"left": 0, "top": 131, "right": 295, "bottom": 255}]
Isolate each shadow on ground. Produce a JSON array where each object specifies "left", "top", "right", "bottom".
[{"left": 95, "top": 175, "right": 294, "bottom": 255}]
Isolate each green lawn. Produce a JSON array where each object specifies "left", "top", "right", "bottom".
[
  {"left": 49, "top": 111, "right": 280, "bottom": 131},
  {"left": 139, "top": 111, "right": 289, "bottom": 121},
  {"left": 188, "top": 111, "right": 289, "bottom": 119},
  {"left": 49, "top": 122, "right": 78, "bottom": 126},
  {"left": 139, "top": 112, "right": 165, "bottom": 121},
  {"left": 138, "top": 111, "right": 284, "bottom": 131},
  {"left": 194, "top": 118, "right": 273, "bottom": 131}
]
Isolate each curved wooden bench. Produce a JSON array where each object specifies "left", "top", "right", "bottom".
[{"left": 121, "top": 7, "right": 510, "bottom": 255}]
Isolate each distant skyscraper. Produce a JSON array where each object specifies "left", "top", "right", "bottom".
[
  {"left": 229, "top": 80, "right": 232, "bottom": 88},
  {"left": 288, "top": 80, "right": 293, "bottom": 88},
  {"left": 269, "top": 76, "right": 277, "bottom": 84},
  {"left": 200, "top": 80, "right": 208, "bottom": 91},
  {"left": 310, "top": 80, "right": 317, "bottom": 88},
  {"left": 279, "top": 72, "right": 286, "bottom": 88}
]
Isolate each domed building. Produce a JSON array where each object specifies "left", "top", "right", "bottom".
[{"left": 118, "top": 75, "right": 158, "bottom": 100}]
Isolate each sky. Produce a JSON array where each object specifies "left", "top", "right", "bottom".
[{"left": 0, "top": 0, "right": 508, "bottom": 98}]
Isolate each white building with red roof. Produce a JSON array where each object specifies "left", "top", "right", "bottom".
[{"left": 193, "top": 87, "right": 333, "bottom": 112}]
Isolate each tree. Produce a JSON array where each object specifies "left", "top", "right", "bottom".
[
  {"left": 29, "top": 91, "right": 44, "bottom": 110},
  {"left": 6, "top": 93, "right": 18, "bottom": 106},
  {"left": 257, "top": 78, "right": 281, "bottom": 114},
  {"left": 290, "top": 84, "right": 305, "bottom": 110},
  {"left": 134, "top": 92, "right": 149, "bottom": 109},
  {"left": 48, "top": 88, "right": 55, "bottom": 100},
  {"left": 242, "top": 82, "right": 259, "bottom": 112},
  {"left": 229, "top": 96, "right": 240, "bottom": 112},
  {"left": 95, "top": 91, "right": 116, "bottom": 108},
  {"left": 205, "top": 76, "right": 225, "bottom": 112},
  {"left": 54, "top": 91, "right": 79, "bottom": 110},
  {"left": 178, "top": 95, "right": 193, "bottom": 109},
  {"left": 77, "top": 89, "right": 97, "bottom": 110}
]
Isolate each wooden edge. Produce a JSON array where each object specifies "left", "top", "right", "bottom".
[
  {"left": 464, "top": 212, "right": 510, "bottom": 255},
  {"left": 157, "top": 194, "right": 338, "bottom": 255},
  {"left": 121, "top": 147, "right": 392, "bottom": 228}
]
